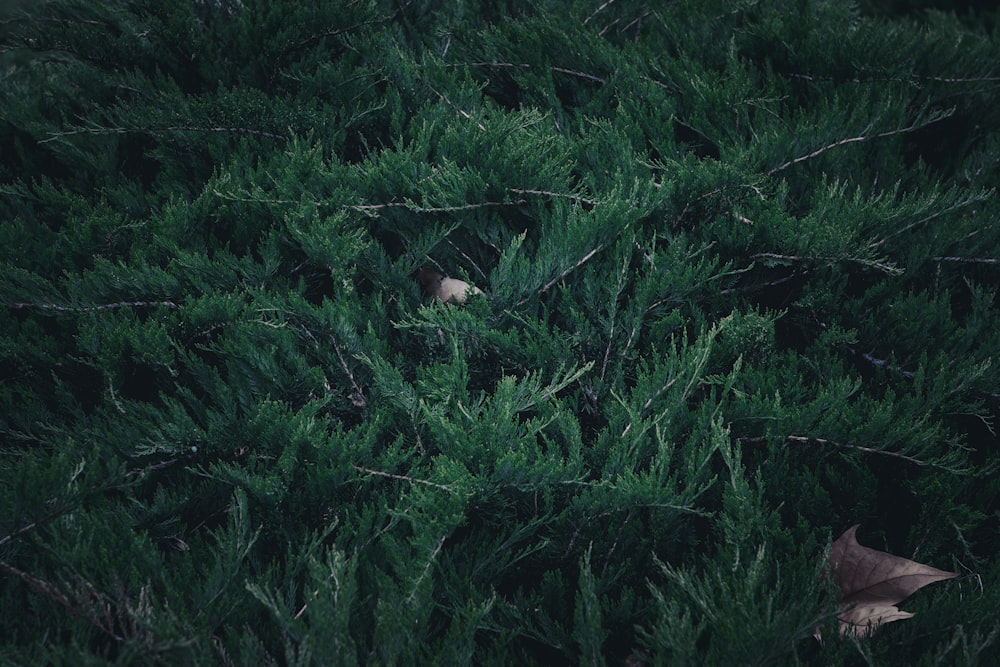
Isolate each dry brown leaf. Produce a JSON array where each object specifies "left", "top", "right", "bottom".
[{"left": 828, "top": 524, "right": 957, "bottom": 638}]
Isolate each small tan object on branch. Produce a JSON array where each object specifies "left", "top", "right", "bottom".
[{"left": 417, "top": 266, "right": 484, "bottom": 304}]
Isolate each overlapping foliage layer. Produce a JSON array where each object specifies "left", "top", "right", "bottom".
[{"left": 2, "top": 1, "right": 998, "bottom": 664}]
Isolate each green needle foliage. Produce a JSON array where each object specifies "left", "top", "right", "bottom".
[{"left": 1, "top": 1, "right": 998, "bottom": 664}]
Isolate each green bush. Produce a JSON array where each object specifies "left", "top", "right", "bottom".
[{"left": 2, "top": 1, "right": 997, "bottom": 664}]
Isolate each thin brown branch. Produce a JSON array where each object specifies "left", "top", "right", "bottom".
[
  {"left": 0, "top": 519, "right": 41, "bottom": 550},
  {"left": 933, "top": 256, "right": 998, "bottom": 265},
  {"left": 330, "top": 337, "right": 367, "bottom": 408},
  {"left": 741, "top": 434, "right": 965, "bottom": 471},
  {"left": 598, "top": 17, "right": 621, "bottom": 37},
  {"left": 869, "top": 207, "right": 956, "bottom": 249},
  {"left": 719, "top": 270, "right": 807, "bottom": 296},
  {"left": 407, "top": 533, "right": 448, "bottom": 604},
  {"left": 508, "top": 188, "right": 597, "bottom": 206},
  {"left": 445, "top": 238, "right": 489, "bottom": 282},
  {"left": 601, "top": 509, "right": 634, "bottom": 578},
  {"left": 124, "top": 458, "right": 181, "bottom": 481},
  {"left": 348, "top": 200, "right": 523, "bottom": 213},
  {"left": 41, "top": 125, "right": 284, "bottom": 143},
  {"left": 584, "top": 0, "right": 619, "bottom": 25},
  {"left": 768, "top": 113, "right": 952, "bottom": 175},
  {"left": 215, "top": 183, "right": 588, "bottom": 215},
  {"left": 0, "top": 560, "right": 124, "bottom": 641},
  {"left": 785, "top": 435, "right": 931, "bottom": 466},
  {"left": 550, "top": 66, "right": 605, "bottom": 84},
  {"left": 428, "top": 85, "right": 486, "bottom": 131},
  {"left": 284, "top": 14, "right": 392, "bottom": 53},
  {"left": 783, "top": 69, "right": 1000, "bottom": 84},
  {"left": 748, "top": 252, "right": 901, "bottom": 274},
  {"left": 6, "top": 300, "right": 179, "bottom": 313},
  {"left": 620, "top": 11, "right": 653, "bottom": 38},
  {"left": 466, "top": 60, "right": 605, "bottom": 84},
  {"left": 539, "top": 245, "right": 606, "bottom": 296},
  {"left": 353, "top": 466, "right": 454, "bottom": 492},
  {"left": 469, "top": 61, "right": 531, "bottom": 70},
  {"left": 846, "top": 347, "right": 917, "bottom": 379}
]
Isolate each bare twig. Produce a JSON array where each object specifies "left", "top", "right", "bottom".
[
  {"left": 741, "top": 434, "right": 966, "bottom": 471},
  {"left": 584, "top": 0, "right": 619, "bottom": 25},
  {"left": 598, "top": 17, "right": 621, "bottom": 37},
  {"left": 428, "top": 85, "right": 486, "bottom": 131},
  {"left": 842, "top": 345, "right": 917, "bottom": 379},
  {"left": 284, "top": 14, "right": 392, "bottom": 53},
  {"left": 445, "top": 238, "right": 489, "bottom": 282},
  {"left": 748, "top": 252, "right": 901, "bottom": 274},
  {"left": 124, "top": 458, "right": 182, "bottom": 480},
  {"left": 330, "top": 337, "right": 367, "bottom": 407},
  {"left": 406, "top": 534, "right": 448, "bottom": 604},
  {"left": 347, "top": 199, "right": 525, "bottom": 213},
  {"left": 768, "top": 113, "right": 952, "bottom": 175},
  {"left": 784, "top": 434, "right": 935, "bottom": 467},
  {"left": 784, "top": 70, "right": 1000, "bottom": 84},
  {"left": 508, "top": 188, "right": 596, "bottom": 206},
  {"left": 214, "top": 183, "right": 589, "bottom": 216},
  {"left": 540, "top": 245, "right": 605, "bottom": 295},
  {"left": 720, "top": 270, "right": 807, "bottom": 296},
  {"left": 550, "top": 66, "right": 605, "bottom": 84},
  {"left": 41, "top": 125, "right": 283, "bottom": 143},
  {"left": 869, "top": 206, "right": 960, "bottom": 249},
  {"left": 0, "top": 561, "right": 124, "bottom": 641},
  {"left": 6, "top": 300, "right": 179, "bottom": 313},
  {"left": 933, "top": 256, "right": 998, "bottom": 265},
  {"left": 601, "top": 509, "right": 634, "bottom": 578},
  {"left": 353, "top": 465, "right": 454, "bottom": 492},
  {"left": 467, "top": 61, "right": 606, "bottom": 84}
]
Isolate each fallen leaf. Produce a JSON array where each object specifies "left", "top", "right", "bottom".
[
  {"left": 417, "top": 266, "right": 484, "bottom": 303},
  {"left": 828, "top": 524, "right": 957, "bottom": 638}
]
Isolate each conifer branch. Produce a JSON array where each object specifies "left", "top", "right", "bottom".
[
  {"left": 785, "top": 434, "right": 968, "bottom": 470},
  {"left": 428, "top": 85, "right": 486, "bottom": 131},
  {"left": 40, "top": 125, "right": 284, "bottom": 143},
  {"left": 597, "top": 17, "right": 620, "bottom": 36},
  {"left": 330, "top": 336, "right": 367, "bottom": 408},
  {"left": 539, "top": 245, "right": 605, "bottom": 295},
  {"left": 741, "top": 434, "right": 968, "bottom": 472},
  {"left": 767, "top": 113, "right": 953, "bottom": 175},
  {"left": 353, "top": 466, "right": 454, "bottom": 492},
  {"left": 749, "top": 252, "right": 901, "bottom": 274},
  {"left": 933, "top": 256, "right": 998, "bottom": 264},
  {"left": 620, "top": 10, "right": 652, "bottom": 39},
  {"left": 868, "top": 202, "right": 974, "bottom": 249},
  {"left": 215, "top": 184, "right": 590, "bottom": 214},
  {"left": 6, "top": 300, "right": 179, "bottom": 313},
  {"left": 848, "top": 348, "right": 916, "bottom": 379},
  {"left": 785, "top": 70, "right": 1000, "bottom": 84},
  {"left": 470, "top": 61, "right": 606, "bottom": 84},
  {"left": 600, "top": 509, "right": 633, "bottom": 578},
  {"left": 283, "top": 15, "right": 393, "bottom": 54},
  {"left": 123, "top": 456, "right": 190, "bottom": 481},
  {"left": 348, "top": 200, "right": 523, "bottom": 213},
  {"left": 584, "top": 0, "right": 619, "bottom": 26},
  {"left": 0, "top": 518, "right": 42, "bottom": 550},
  {"left": 445, "top": 238, "right": 489, "bottom": 282},
  {"left": 720, "top": 270, "right": 807, "bottom": 296},
  {"left": 549, "top": 66, "right": 605, "bottom": 84},
  {"left": 0, "top": 503, "right": 131, "bottom": 641},
  {"left": 407, "top": 533, "right": 448, "bottom": 604},
  {"left": 508, "top": 188, "right": 597, "bottom": 206},
  {"left": 0, "top": 561, "right": 125, "bottom": 642}
]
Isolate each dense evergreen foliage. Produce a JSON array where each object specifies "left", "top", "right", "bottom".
[{"left": 2, "top": 1, "right": 998, "bottom": 664}]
